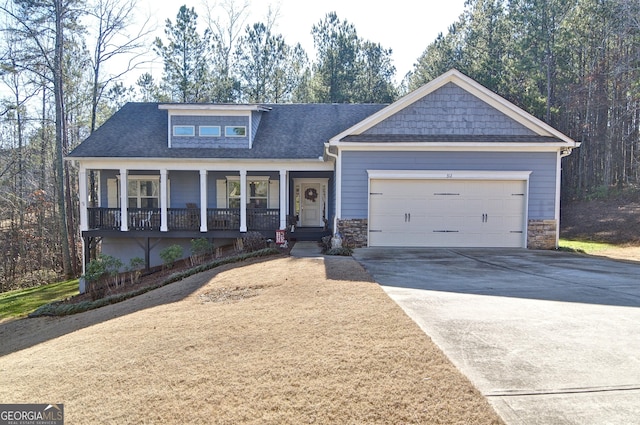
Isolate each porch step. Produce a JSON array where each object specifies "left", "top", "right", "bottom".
[{"left": 288, "top": 227, "right": 331, "bottom": 242}]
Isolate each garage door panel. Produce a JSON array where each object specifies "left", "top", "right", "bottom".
[{"left": 369, "top": 178, "right": 526, "bottom": 248}]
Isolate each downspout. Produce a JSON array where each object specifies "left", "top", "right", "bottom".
[
  {"left": 556, "top": 147, "right": 575, "bottom": 248},
  {"left": 324, "top": 143, "right": 339, "bottom": 235}
]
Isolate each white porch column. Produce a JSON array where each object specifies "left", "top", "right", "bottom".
[
  {"left": 279, "top": 169, "right": 287, "bottom": 230},
  {"left": 200, "top": 170, "right": 208, "bottom": 232},
  {"left": 160, "top": 169, "right": 168, "bottom": 232},
  {"left": 79, "top": 168, "right": 88, "bottom": 231},
  {"left": 239, "top": 169, "right": 247, "bottom": 232},
  {"left": 119, "top": 168, "right": 128, "bottom": 231}
]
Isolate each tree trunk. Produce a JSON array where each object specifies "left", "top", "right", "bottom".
[{"left": 54, "top": 0, "right": 73, "bottom": 278}]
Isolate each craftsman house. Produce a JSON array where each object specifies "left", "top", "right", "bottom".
[{"left": 67, "top": 69, "right": 578, "bottom": 270}]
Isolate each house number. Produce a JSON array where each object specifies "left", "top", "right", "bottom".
[{"left": 446, "top": 173, "right": 453, "bottom": 178}]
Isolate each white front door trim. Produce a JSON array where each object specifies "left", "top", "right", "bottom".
[{"left": 293, "top": 178, "right": 329, "bottom": 227}]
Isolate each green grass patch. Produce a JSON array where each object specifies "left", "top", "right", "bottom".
[
  {"left": 558, "top": 239, "right": 617, "bottom": 254},
  {"left": 0, "top": 279, "right": 79, "bottom": 320}
]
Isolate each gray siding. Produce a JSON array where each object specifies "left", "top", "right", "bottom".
[
  {"left": 365, "top": 83, "right": 536, "bottom": 136},
  {"left": 170, "top": 115, "right": 250, "bottom": 148},
  {"left": 99, "top": 169, "right": 119, "bottom": 206},
  {"left": 251, "top": 111, "right": 262, "bottom": 142},
  {"left": 341, "top": 151, "right": 557, "bottom": 219},
  {"left": 168, "top": 171, "right": 199, "bottom": 207}
]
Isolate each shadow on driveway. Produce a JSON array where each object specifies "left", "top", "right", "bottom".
[{"left": 353, "top": 248, "right": 640, "bottom": 308}]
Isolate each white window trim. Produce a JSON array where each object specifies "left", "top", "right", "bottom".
[
  {"left": 199, "top": 125, "right": 221, "bottom": 137},
  {"left": 121, "top": 175, "right": 166, "bottom": 209},
  {"left": 226, "top": 176, "right": 270, "bottom": 207},
  {"left": 173, "top": 125, "right": 195, "bottom": 137},
  {"left": 225, "top": 126, "right": 247, "bottom": 137}
]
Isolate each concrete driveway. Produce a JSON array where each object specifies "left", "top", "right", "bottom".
[{"left": 353, "top": 248, "right": 640, "bottom": 425}]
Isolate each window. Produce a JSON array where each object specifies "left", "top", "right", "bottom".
[
  {"left": 248, "top": 180, "right": 268, "bottom": 208},
  {"left": 173, "top": 125, "right": 195, "bottom": 137},
  {"left": 128, "top": 179, "right": 159, "bottom": 208},
  {"left": 227, "top": 178, "right": 268, "bottom": 208},
  {"left": 228, "top": 180, "right": 241, "bottom": 208},
  {"left": 199, "top": 126, "right": 221, "bottom": 137},
  {"left": 225, "top": 126, "right": 246, "bottom": 137}
]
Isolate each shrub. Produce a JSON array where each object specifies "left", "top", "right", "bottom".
[
  {"left": 84, "top": 254, "right": 123, "bottom": 300},
  {"left": 127, "top": 257, "right": 145, "bottom": 285},
  {"left": 190, "top": 238, "right": 213, "bottom": 266},
  {"left": 242, "top": 231, "right": 267, "bottom": 253},
  {"left": 159, "top": 244, "right": 184, "bottom": 269},
  {"left": 325, "top": 247, "right": 353, "bottom": 256},
  {"left": 234, "top": 238, "right": 243, "bottom": 253}
]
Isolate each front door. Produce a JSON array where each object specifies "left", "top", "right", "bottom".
[{"left": 300, "top": 182, "right": 324, "bottom": 227}]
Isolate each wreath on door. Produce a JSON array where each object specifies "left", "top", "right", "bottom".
[{"left": 304, "top": 187, "right": 318, "bottom": 202}]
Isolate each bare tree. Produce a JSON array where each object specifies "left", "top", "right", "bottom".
[
  {"left": 201, "top": 0, "right": 249, "bottom": 101},
  {"left": 86, "top": 0, "right": 153, "bottom": 132},
  {"left": 1, "top": 0, "right": 83, "bottom": 277}
]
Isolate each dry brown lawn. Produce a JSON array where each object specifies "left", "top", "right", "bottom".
[{"left": 0, "top": 255, "right": 503, "bottom": 424}]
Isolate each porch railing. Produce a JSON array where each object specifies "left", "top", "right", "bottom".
[
  {"left": 206, "top": 208, "right": 240, "bottom": 231},
  {"left": 168, "top": 208, "right": 200, "bottom": 230},
  {"left": 87, "top": 207, "right": 280, "bottom": 232},
  {"left": 247, "top": 208, "right": 280, "bottom": 230},
  {"left": 128, "top": 208, "right": 161, "bottom": 230},
  {"left": 88, "top": 208, "right": 121, "bottom": 230}
]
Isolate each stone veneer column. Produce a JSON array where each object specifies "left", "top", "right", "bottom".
[
  {"left": 336, "top": 219, "right": 368, "bottom": 248},
  {"left": 527, "top": 219, "right": 557, "bottom": 249}
]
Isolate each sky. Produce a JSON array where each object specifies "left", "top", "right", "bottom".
[{"left": 129, "top": 0, "right": 468, "bottom": 85}]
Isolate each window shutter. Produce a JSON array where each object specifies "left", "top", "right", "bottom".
[
  {"left": 268, "top": 180, "right": 279, "bottom": 209},
  {"left": 107, "top": 178, "right": 118, "bottom": 207},
  {"left": 216, "top": 179, "right": 227, "bottom": 208}
]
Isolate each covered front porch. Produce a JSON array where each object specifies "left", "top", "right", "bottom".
[{"left": 77, "top": 159, "right": 335, "bottom": 241}]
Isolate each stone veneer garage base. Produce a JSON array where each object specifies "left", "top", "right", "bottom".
[
  {"left": 337, "top": 218, "right": 558, "bottom": 249},
  {"left": 526, "top": 219, "right": 557, "bottom": 249},
  {"left": 337, "top": 219, "right": 369, "bottom": 248}
]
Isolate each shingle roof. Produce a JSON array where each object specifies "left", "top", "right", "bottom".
[{"left": 67, "top": 102, "right": 388, "bottom": 159}]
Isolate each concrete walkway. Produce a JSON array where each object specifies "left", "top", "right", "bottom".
[
  {"left": 353, "top": 248, "right": 640, "bottom": 425},
  {"left": 289, "top": 241, "right": 323, "bottom": 258}
]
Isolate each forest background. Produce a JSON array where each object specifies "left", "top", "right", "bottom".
[{"left": 0, "top": 0, "right": 638, "bottom": 290}]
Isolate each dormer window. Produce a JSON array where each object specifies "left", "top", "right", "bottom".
[
  {"left": 225, "top": 126, "right": 246, "bottom": 137},
  {"left": 173, "top": 125, "right": 195, "bottom": 137},
  {"left": 160, "top": 104, "right": 270, "bottom": 149},
  {"left": 199, "top": 126, "right": 221, "bottom": 137}
]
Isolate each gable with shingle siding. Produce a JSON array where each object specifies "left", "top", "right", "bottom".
[{"left": 363, "top": 83, "right": 536, "bottom": 137}]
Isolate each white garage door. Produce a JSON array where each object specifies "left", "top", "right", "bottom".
[{"left": 369, "top": 179, "right": 527, "bottom": 247}]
